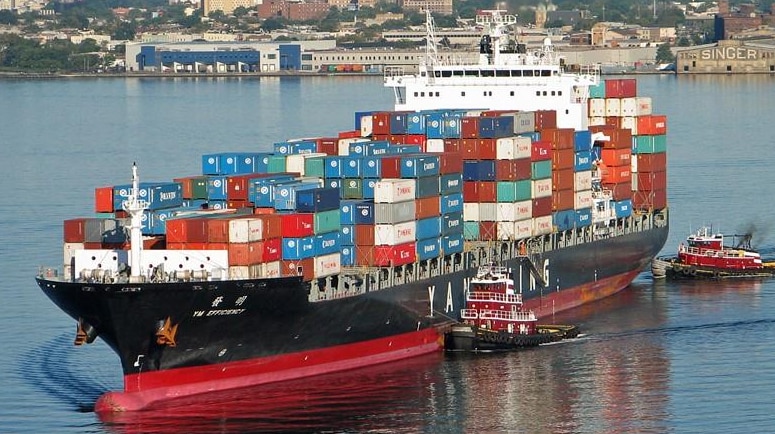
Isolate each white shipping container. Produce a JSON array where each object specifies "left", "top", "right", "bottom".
[
  {"left": 228, "top": 266, "right": 250, "bottom": 280},
  {"left": 588, "top": 98, "right": 606, "bottom": 117},
  {"left": 360, "top": 115, "right": 373, "bottom": 137},
  {"left": 375, "top": 200, "right": 416, "bottom": 224},
  {"left": 574, "top": 190, "right": 593, "bottom": 210},
  {"left": 496, "top": 201, "right": 532, "bottom": 221},
  {"left": 495, "top": 137, "right": 515, "bottom": 160},
  {"left": 374, "top": 221, "right": 416, "bottom": 245},
  {"left": 463, "top": 203, "right": 480, "bottom": 221},
  {"left": 496, "top": 221, "right": 516, "bottom": 240},
  {"left": 314, "top": 253, "right": 341, "bottom": 278},
  {"left": 229, "top": 217, "right": 264, "bottom": 243},
  {"left": 374, "top": 179, "right": 416, "bottom": 203},
  {"left": 479, "top": 203, "right": 498, "bottom": 222},
  {"left": 588, "top": 116, "right": 607, "bottom": 126},
  {"left": 512, "top": 111, "right": 536, "bottom": 135},
  {"left": 426, "top": 138, "right": 445, "bottom": 153},
  {"left": 337, "top": 137, "right": 368, "bottom": 156},
  {"left": 620, "top": 116, "right": 638, "bottom": 135},
  {"left": 515, "top": 220, "right": 532, "bottom": 239},
  {"left": 531, "top": 178, "right": 553, "bottom": 199},
  {"left": 632, "top": 173, "right": 638, "bottom": 190},
  {"left": 631, "top": 156, "right": 638, "bottom": 174},
  {"left": 251, "top": 261, "right": 281, "bottom": 278},
  {"left": 514, "top": 136, "right": 532, "bottom": 159},
  {"left": 621, "top": 97, "right": 652, "bottom": 116},
  {"left": 605, "top": 98, "right": 622, "bottom": 117},
  {"left": 574, "top": 170, "right": 593, "bottom": 192},
  {"left": 533, "top": 215, "right": 553, "bottom": 236}
]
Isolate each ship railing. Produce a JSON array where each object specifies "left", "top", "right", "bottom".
[
  {"left": 461, "top": 309, "right": 478, "bottom": 319},
  {"left": 478, "top": 310, "right": 536, "bottom": 321},
  {"left": 681, "top": 245, "right": 748, "bottom": 259},
  {"left": 384, "top": 66, "right": 405, "bottom": 79},
  {"left": 467, "top": 291, "right": 522, "bottom": 304}
]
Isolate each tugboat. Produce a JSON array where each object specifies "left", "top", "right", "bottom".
[
  {"left": 652, "top": 227, "right": 775, "bottom": 279},
  {"left": 444, "top": 264, "right": 578, "bottom": 352}
]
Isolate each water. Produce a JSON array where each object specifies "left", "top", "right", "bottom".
[{"left": 2, "top": 74, "right": 775, "bottom": 433}]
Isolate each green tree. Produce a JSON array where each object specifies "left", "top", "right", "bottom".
[
  {"left": 655, "top": 43, "right": 675, "bottom": 64},
  {"left": 112, "top": 21, "right": 136, "bottom": 40},
  {"left": 261, "top": 16, "right": 287, "bottom": 31},
  {"left": 0, "top": 10, "right": 17, "bottom": 25}
]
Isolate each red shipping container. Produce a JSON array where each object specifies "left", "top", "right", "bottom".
[
  {"left": 262, "top": 238, "right": 282, "bottom": 262},
  {"left": 253, "top": 207, "right": 275, "bottom": 215},
  {"left": 439, "top": 152, "right": 464, "bottom": 175},
  {"left": 605, "top": 78, "right": 637, "bottom": 98},
  {"left": 479, "top": 221, "right": 497, "bottom": 241},
  {"left": 463, "top": 181, "right": 481, "bottom": 202},
  {"left": 316, "top": 138, "right": 338, "bottom": 155},
  {"left": 355, "top": 247, "right": 375, "bottom": 266},
  {"left": 633, "top": 189, "right": 667, "bottom": 210},
  {"left": 637, "top": 115, "right": 667, "bottom": 135},
  {"left": 280, "top": 213, "right": 315, "bottom": 238},
  {"left": 228, "top": 242, "right": 264, "bottom": 266},
  {"left": 207, "top": 218, "right": 230, "bottom": 243},
  {"left": 636, "top": 153, "right": 667, "bottom": 172},
  {"left": 63, "top": 218, "right": 88, "bottom": 243},
  {"left": 95, "top": 186, "right": 114, "bottom": 213},
  {"left": 602, "top": 182, "right": 633, "bottom": 200},
  {"left": 601, "top": 149, "right": 632, "bottom": 167},
  {"left": 280, "top": 258, "right": 315, "bottom": 281},
  {"left": 226, "top": 174, "right": 260, "bottom": 201},
  {"left": 166, "top": 217, "right": 208, "bottom": 244},
  {"left": 605, "top": 117, "right": 620, "bottom": 129},
  {"left": 496, "top": 158, "right": 531, "bottom": 181},
  {"left": 338, "top": 130, "right": 362, "bottom": 139},
  {"left": 166, "top": 241, "right": 185, "bottom": 250},
  {"left": 531, "top": 140, "right": 552, "bottom": 161},
  {"left": 404, "top": 134, "right": 427, "bottom": 149},
  {"left": 355, "top": 224, "right": 375, "bottom": 246},
  {"left": 460, "top": 117, "right": 481, "bottom": 139},
  {"left": 589, "top": 126, "right": 631, "bottom": 150},
  {"left": 552, "top": 169, "right": 575, "bottom": 191},
  {"left": 636, "top": 170, "right": 667, "bottom": 191},
  {"left": 379, "top": 156, "right": 402, "bottom": 178},
  {"left": 258, "top": 214, "right": 282, "bottom": 239},
  {"left": 532, "top": 197, "right": 553, "bottom": 217},
  {"left": 552, "top": 189, "right": 575, "bottom": 211},
  {"left": 540, "top": 128, "right": 575, "bottom": 150},
  {"left": 181, "top": 242, "right": 211, "bottom": 250},
  {"left": 477, "top": 181, "right": 497, "bottom": 203},
  {"left": 600, "top": 165, "right": 631, "bottom": 184},
  {"left": 227, "top": 200, "right": 254, "bottom": 210},
  {"left": 443, "top": 139, "right": 462, "bottom": 153},
  {"left": 534, "top": 110, "right": 557, "bottom": 130},
  {"left": 374, "top": 242, "right": 416, "bottom": 266},
  {"left": 463, "top": 138, "right": 497, "bottom": 160},
  {"left": 415, "top": 196, "right": 441, "bottom": 220},
  {"left": 552, "top": 148, "right": 575, "bottom": 170}
]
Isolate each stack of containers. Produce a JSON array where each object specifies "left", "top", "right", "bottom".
[
  {"left": 371, "top": 178, "right": 418, "bottom": 266},
  {"left": 543, "top": 127, "right": 577, "bottom": 232},
  {"left": 94, "top": 181, "right": 186, "bottom": 237},
  {"left": 588, "top": 77, "right": 667, "bottom": 214},
  {"left": 572, "top": 130, "right": 594, "bottom": 228}
]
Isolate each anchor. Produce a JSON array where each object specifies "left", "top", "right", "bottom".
[{"left": 155, "top": 317, "right": 179, "bottom": 347}]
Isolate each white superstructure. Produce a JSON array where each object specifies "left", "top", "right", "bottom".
[{"left": 384, "top": 10, "right": 600, "bottom": 131}]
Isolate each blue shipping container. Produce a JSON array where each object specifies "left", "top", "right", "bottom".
[
  {"left": 416, "top": 238, "right": 442, "bottom": 261},
  {"left": 324, "top": 157, "right": 344, "bottom": 179},
  {"left": 440, "top": 193, "right": 464, "bottom": 214},
  {"left": 574, "top": 130, "right": 593, "bottom": 152},
  {"left": 442, "top": 212, "right": 464, "bottom": 235},
  {"left": 553, "top": 209, "right": 576, "bottom": 232},
  {"left": 296, "top": 187, "right": 340, "bottom": 213},
  {"left": 342, "top": 156, "right": 363, "bottom": 178},
  {"left": 615, "top": 199, "right": 633, "bottom": 218},
  {"left": 341, "top": 246, "right": 355, "bottom": 266},
  {"left": 416, "top": 217, "right": 442, "bottom": 240},
  {"left": 439, "top": 173, "right": 463, "bottom": 194},
  {"left": 313, "top": 232, "right": 340, "bottom": 256},
  {"left": 282, "top": 236, "right": 316, "bottom": 260},
  {"left": 442, "top": 233, "right": 465, "bottom": 255},
  {"left": 575, "top": 208, "right": 592, "bottom": 227},
  {"left": 575, "top": 151, "right": 593, "bottom": 172},
  {"left": 340, "top": 225, "right": 355, "bottom": 245},
  {"left": 114, "top": 182, "right": 183, "bottom": 211}
]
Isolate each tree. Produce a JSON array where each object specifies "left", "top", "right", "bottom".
[
  {"left": 261, "top": 16, "right": 287, "bottom": 32},
  {"left": 0, "top": 10, "right": 17, "bottom": 25},
  {"left": 655, "top": 43, "right": 675, "bottom": 64}
]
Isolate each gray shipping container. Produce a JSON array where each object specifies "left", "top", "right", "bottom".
[{"left": 375, "top": 200, "right": 417, "bottom": 224}]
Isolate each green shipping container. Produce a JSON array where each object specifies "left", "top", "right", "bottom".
[
  {"left": 589, "top": 82, "right": 606, "bottom": 98},
  {"left": 531, "top": 160, "right": 552, "bottom": 180},
  {"left": 267, "top": 155, "right": 287, "bottom": 173},
  {"left": 341, "top": 178, "right": 363, "bottom": 199},
  {"left": 633, "top": 134, "right": 667, "bottom": 154},
  {"left": 314, "top": 209, "right": 341, "bottom": 234},
  {"left": 497, "top": 181, "right": 518, "bottom": 202},
  {"left": 304, "top": 156, "right": 326, "bottom": 178},
  {"left": 463, "top": 221, "right": 480, "bottom": 241},
  {"left": 515, "top": 180, "right": 532, "bottom": 201}
]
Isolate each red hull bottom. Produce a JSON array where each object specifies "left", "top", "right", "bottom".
[
  {"left": 525, "top": 270, "right": 640, "bottom": 318},
  {"left": 95, "top": 328, "right": 444, "bottom": 413}
]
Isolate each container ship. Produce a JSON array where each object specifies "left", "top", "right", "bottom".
[{"left": 36, "top": 10, "right": 669, "bottom": 413}]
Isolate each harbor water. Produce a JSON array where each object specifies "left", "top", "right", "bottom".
[{"left": 2, "top": 74, "right": 775, "bottom": 433}]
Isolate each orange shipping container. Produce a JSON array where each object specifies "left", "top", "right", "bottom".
[
  {"left": 600, "top": 164, "right": 631, "bottom": 184},
  {"left": 637, "top": 115, "right": 667, "bottom": 135},
  {"left": 355, "top": 224, "right": 375, "bottom": 246},
  {"left": 532, "top": 196, "right": 553, "bottom": 217},
  {"left": 495, "top": 159, "right": 531, "bottom": 181},
  {"left": 463, "top": 138, "right": 497, "bottom": 160},
  {"left": 534, "top": 110, "right": 557, "bottom": 130},
  {"left": 280, "top": 258, "right": 315, "bottom": 281},
  {"left": 95, "top": 186, "right": 114, "bottom": 213},
  {"left": 636, "top": 170, "right": 667, "bottom": 191},
  {"left": 258, "top": 214, "right": 282, "bottom": 239},
  {"left": 540, "top": 128, "right": 575, "bottom": 150},
  {"left": 633, "top": 189, "right": 667, "bottom": 210},
  {"left": 166, "top": 217, "right": 208, "bottom": 244},
  {"left": 415, "top": 196, "right": 441, "bottom": 220},
  {"left": 601, "top": 148, "right": 632, "bottom": 167},
  {"left": 439, "top": 152, "right": 464, "bottom": 174}
]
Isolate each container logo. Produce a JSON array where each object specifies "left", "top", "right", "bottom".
[
  {"left": 287, "top": 240, "right": 296, "bottom": 248},
  {"left": 207, "top": 157, "right": 216, "bottom": 164},
  {"left": 430, "top": 120, "right": 440, "bottom": 128},
  {"left": 213, "top": 180, "right": 222, "bottom": 188},
  {"left": 226, "top": 157, "right": 235, "bottom": 164}
]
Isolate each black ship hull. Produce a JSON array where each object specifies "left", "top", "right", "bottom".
[{"left": 36, "top": 221, "right": 668, "bottom": 412}]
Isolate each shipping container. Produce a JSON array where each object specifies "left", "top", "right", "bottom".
[
  {"left": 531, "top": 178, "right": 553, "bottom": 198},
  {"left": 374, "top": 221, "right": 416, "bottom": 246},
  {"left": 313, "top": 253, "right": 341, "bottom": 278},
  {"left": 113, "top": 182, "right": 183, "bottom": 211},
  {"left": 496, "top": 201, "right": 532, "bottom": 222},
  {"left": 374, "top": 179, "right": 416, "bottom": 203},
  {"left": 281, "top": 236, "right": 316, "bottom": 260},
  {"left": 375, "top": 201, "right": 416, "bottom": 224},
  {"left": 533, "top": 215, "right": 553, "bottom": 236},
  {"left": 373, "top": 242, "right": 417, "bottom": 266},
  {"left": 280, "top": 213, "right": 315, "bottom": 238}
]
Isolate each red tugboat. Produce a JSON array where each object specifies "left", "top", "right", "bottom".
[
  {"left": 652, "top": 227, "right": 775, "bottom": 279},
  {"left": 444, "top": 264, "right": 578, "bottom": 352}
]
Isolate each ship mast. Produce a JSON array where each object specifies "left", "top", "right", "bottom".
[{"left": 122, "top": 163, "right": 149, "bottom": 283}]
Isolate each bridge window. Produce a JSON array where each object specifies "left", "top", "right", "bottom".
[
  {"left": 511, "top": 70, "right": 522, "bottom": 76},
  {"left": 442, "top": 70, "right": 452, "bottom": 77},
  {"left": 510, "top": 91, "right": 514, "bottom": 96},
  {"left": 481, "top": 70, "right": 494, "bottom": 77},
  {"left": 434, "top": 71, "right": 441, "bottom": 77},
  {"left": 542, "top": 91, "right": 547, "bottom": 96},
  {"left": 558, "top": 91, "right": 562, "bottom": 96},
  {"left": 464, "top": 70, "right": 479, "bottom": 77},
  {"left": 551, "top": 91, "right": 556, "bottom": 96},
  {"left": 435, "top": 92, "right": 440, "bottom": 96},
  {"left": 541, "top": 70, "right": 551, "bottom": 77},
  {"left": 536, "top": 91, "right": 541, "bottom": 96},
  {"left": 461, "top": 91, "right": 466, "bottom": 96},
  {"left": 524, "top": 70, "right": 534, "bottom": 77},
  {"left": 496, "top": 70, "right": 509, "bottom": 77},
  {"left": 453, "top": 70, "right": 464, "bottom": 76}
]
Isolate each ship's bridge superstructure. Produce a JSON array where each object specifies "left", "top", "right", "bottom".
[{"left": 384, "top": 10, "right": 600, "bottom": 131}]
